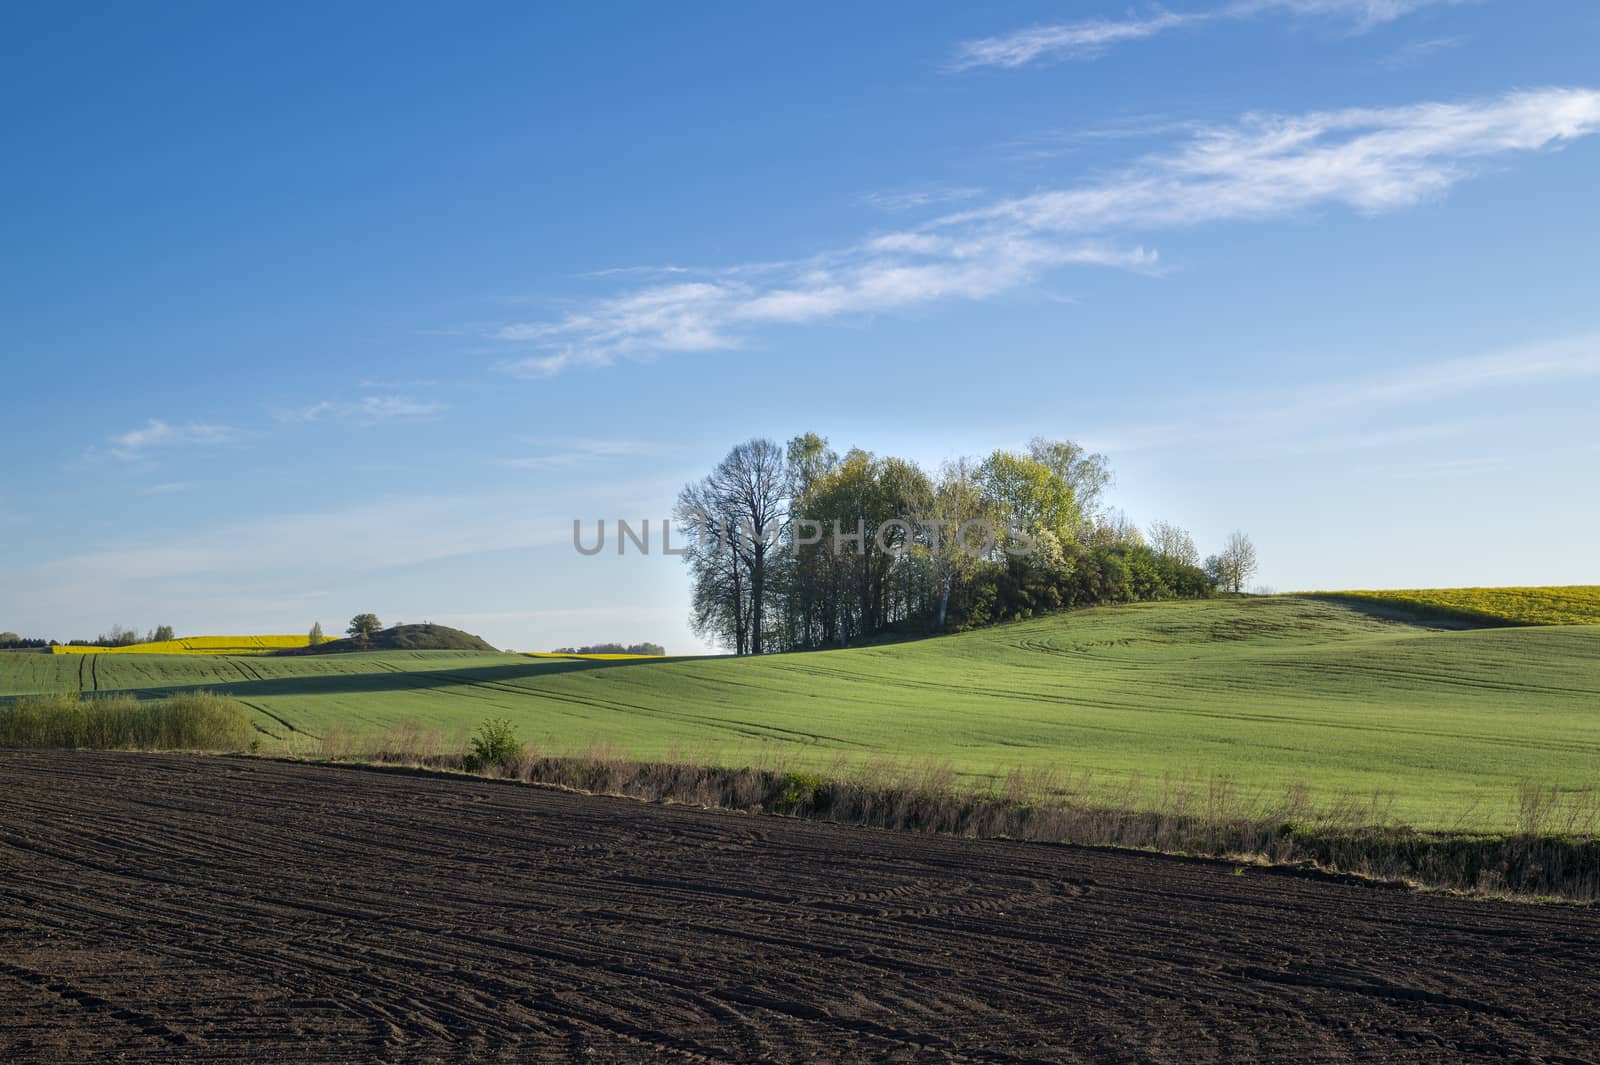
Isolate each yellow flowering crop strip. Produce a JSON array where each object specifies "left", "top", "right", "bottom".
[
  {"left": 521, "top": 646, "right": 665, "bottom": 655},
  {"left": 1308, "top": 586, "right": 1600, "bottom": 626},
  {"left": 52, "top": 635, "right": 317, "bottom": 656}
]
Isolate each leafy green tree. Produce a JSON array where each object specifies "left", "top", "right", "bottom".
[
  {"left": 804, "top": 449, "right": 931, "bottom": 642},
  {"left": 309, "top": 622, "right": 325, "bottom": 646},
  {"left": 924, "top": 459, "right": 995, "bottom": 631},
  {"left": 978, "top": 450, "right": 1081, "bottom": 546},
  {"left": 779, "top": 432, "right": 840, "bottom": 650},
  {"left": 152, "top": 625, "right": 175, "bottom": 643},
  {"left": 346, "top": 613, "right": 382, "bottom": 641},
  {"left": 1027, "top": 438, "right": 1111, "bottom": 534}
]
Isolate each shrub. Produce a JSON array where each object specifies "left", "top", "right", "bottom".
[
  {"left": 463, "top": 717, "right": 523, "bottom": 773},
  {"left": 773, "top": 771, "right": 827, "bottom": 812}
]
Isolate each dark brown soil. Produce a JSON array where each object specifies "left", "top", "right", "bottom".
[{"left": 1, "top": 752, "right": 1596, "bottom": 1063}]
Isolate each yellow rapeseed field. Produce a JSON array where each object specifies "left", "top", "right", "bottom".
[
  {"left": 52, "top": 635, "right": 317, "bottom": 656},
  {"left": 1311, "top": 586, "right": 1600, "bottom": 626},
  {"left": 520, "top": 651, "right": 664, "bottom": 661}
]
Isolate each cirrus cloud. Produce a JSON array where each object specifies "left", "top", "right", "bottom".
[
  {"left": 492, "top": 87, "right": 1600, "bottom": 377},
  {"left": 103, "top": 419, "right": 237, "bottom": 461},
  {"left": 951, "top": 0, "right": 1468, "bottom": 70},
  {"left": 278, "top": 395, "right": 446, "bottom": 424}
]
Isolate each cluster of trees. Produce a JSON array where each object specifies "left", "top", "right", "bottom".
[
  {"left": 552, "top": 642, "right": 666, "bottom": 656},
  {"left": 677, "top": 435, "right": 1259, "bottom": 654},
  {"left": 303, "top": 616, "right": 386, "bottom": 646},
  {"left": 0, "top": 625, "right": 178, "bottom": 650},
  {"left": 60, "top": 624, "right": 175, "bottom": 648}
]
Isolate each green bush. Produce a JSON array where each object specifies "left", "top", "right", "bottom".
[
  {"left": 463, "top": 717, "right": 522, "bottom": 773},
  {"left": 773, "top": 771, "right": 827, "bottom": 812},
  {"left": 0, "top": 691, "right": 254, "bottom": 751}
]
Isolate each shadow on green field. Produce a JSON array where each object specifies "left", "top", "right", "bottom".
[
  {"left": 1303, "top": 595, "right": 1511, "bottom": 631},
  {"left": 102, "top": 656, "right": 663, "bottom": 702}
]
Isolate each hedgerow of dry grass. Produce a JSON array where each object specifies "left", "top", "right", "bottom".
[
  {"left": 0, "top": 691, "right": 255, "bottom": 752},
  {"left": 286, "top": 725, "right": 1600, "bottom": 904}
]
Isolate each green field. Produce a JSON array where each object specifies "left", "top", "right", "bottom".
[{"left": 5, "top": 596, "right": 1599, "bottom": 829}]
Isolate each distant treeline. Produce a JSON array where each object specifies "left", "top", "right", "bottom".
[
  {"left": 1, "top": 624, "right": 176, "bottom": 649},
  {"left": 677, "top": 434, "right": 1258, "bottom": 655},
  {"left": 553, "top": 642, "right": 667, "bottom": 656}
]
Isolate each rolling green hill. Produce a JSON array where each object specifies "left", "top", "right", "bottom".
[{"left": 5, "top": 596, "right": 1598, "bottom": 829}]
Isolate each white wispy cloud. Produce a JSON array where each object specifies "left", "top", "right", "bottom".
[
  {"left": 496, "top": 241, "right": 1156, "bottom": 377},
  {"left": 280, "top": 394, "right": 446, "bottom": 424},
  {"left": 492, "top": 88, "right": 1600, "bottom": 376},
  {"left": 1379, "top": 34, "right": 1467, "bottom": 69},
  {"left": 577, "top": 264, "right": 697, "bottom": 280},
  {"left": 997, "top": 117, "right": 1204, "bottom": 162},
  {"left": 859, "top": 185, "right": 986, "bottom": 211},
  {"left": 499, "top": 439, "right": 658, "bottom": 470},
  {"left": 946, "top": 88, "right": 1600, "bottom": 229},
  {"left": 951, "top": 0, "right": 1463, "bottom": 70},
  {"left": 105, "top": 419, "right": 237, "bottom": 460},
  {"left": 953, "top": 11, "right": 1198, "bottom": 69}
]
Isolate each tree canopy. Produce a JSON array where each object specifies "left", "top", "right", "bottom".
[
  {"left": 346, "top": 614, "right": 382, "bottom": 641},
  {"left": 676, "top": 434, "right": 1251, "bottom": 653}
]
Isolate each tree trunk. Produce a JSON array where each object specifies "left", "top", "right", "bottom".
[{"left": 750, "top": 548, "right": 765, "bottom": 655}]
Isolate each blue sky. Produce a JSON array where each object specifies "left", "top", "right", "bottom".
[{"left": 3, "top": 1, "right": 1598, "bottom": 653}]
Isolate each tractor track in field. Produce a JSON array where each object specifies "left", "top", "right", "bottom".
[{"left": 1, "top": 751, "right": 1597, "bottom": 1063}]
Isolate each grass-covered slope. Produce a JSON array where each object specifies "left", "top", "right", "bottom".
[
  {"left": 5, "top": 597, "right": 1599, "bottom": 828},
  {"left": 1308, "top": 586, "right": 1600, "bottom": 627}
]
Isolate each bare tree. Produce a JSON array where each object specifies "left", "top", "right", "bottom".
[
  {"left": 676, "top": 481, "right": 749, "bottom": 654},
  {"left": 1146, "top": 520, "right": 1199, "bottom": 566},
  {"left": 1091, "top": 508, "right": 1144, "bottom": 548},
  {"left": 1215, "top": 530, "right": 1259, "bottom": 593},
  {"left": 707, "top": 440, "right": 788, "bottom": 654},
  {"left": 676, "top": 440, "right": 789, "bottom": 655}
]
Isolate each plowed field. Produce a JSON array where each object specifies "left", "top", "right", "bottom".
[{"left": 1, "top": 752, "right": 1596, "bottom": 1062}]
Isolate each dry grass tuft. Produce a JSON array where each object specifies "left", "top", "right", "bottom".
[{"left": 0, "top": 691, "right": 255, "bottom": 751}]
